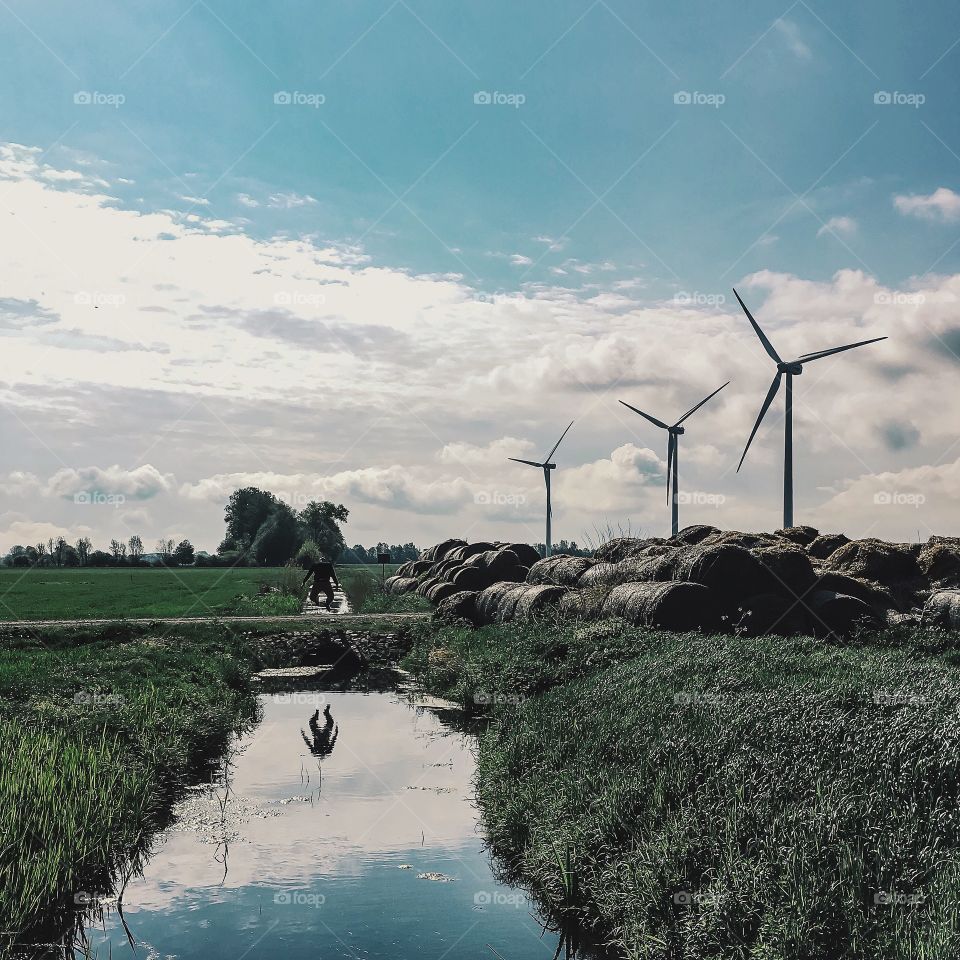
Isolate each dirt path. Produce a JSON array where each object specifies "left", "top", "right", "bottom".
[{"left": 0, "top": 612, "right": 430, "bottom": 629}]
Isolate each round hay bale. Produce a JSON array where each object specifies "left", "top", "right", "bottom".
[
  {"left": 577, "top": 562, "right": 620, "bottom": 588},
  {"left": 495, "top": 584, "right": 534, "bottom": 623},
  {"left": 918, "top": 540, "right": 960, "bottom": 585},
  {"left": 526, "top": 556, "right": 568, "bottom": 584},
  {"left": 422, "top": 538, "right": 467, "bottom": 562},
  {"left": 701, "top": 530, "right": 779, "bottom": 550},
  {"left": 514, "top": 585, "right": 567, "bottom": 621},
  {"left": 432, "top": 556, "right": 462, "bottom": 578},
  {"left": 476, "top": 582, "right": 519, "bottom": 625},
  {"left": 500, "top": 542, "right": 541, "bottom": 567},
  {"left": 386, "top": 576, "right": 419, "bottom": 595},
  {"left": 434, "top": 590, "right": 479, "bottom": 624},
  {"left": 922, "top": 590, "right": 960, "bottom": 629},
  {"left": 617, "top": 552, "right": 678, "bottom": 583},
  {"left": 807, "top": 590, "right": 882, "bottom": 638},
  {"left": 452, "top": 566, "right": 487, "bottom": 592},
  {"left": 825, "top": 538, "right": 923, "bottom": 586},
  {"left": 487, "top": 548, "right": 525, "bottom": 581},
  {"left": 594, "top": 537, "right": 646, "bottom": 563},
  {"left": 812, "top": 572, "right": 896, "bottom": 613},
  {"left": 416, "top": 576, "right": 443, "bottom": 598},
  {"left": 460, "top": 542, "right": 497, "bottom": 561},
  {"left": 396, "top": 561, "right": 416, "bottom": 577},
  {"left": 558, "top": 587, "right": 611, "bottom": 619},
  {"left": 752, "top": 544, "right": 816, "bottom": 598},
  {"left": 408, "top": 559, "right": 435, "bottom": 576},
  {"left": 463, "top": 550, "right": 496, "bottom": 569},
  {"left": 426, "top": 581, "right": 460, "bottom": 604},
  {"left": 775, "top": 525, "right": 820, "bottom": 547},
  {"left": 807, "top": 533, "right": 850, "bottom": 560},
  {"left": 602, "top": 581, "right": 719, "bottom": 631},
  {"left": 673, "top": 543, "right": 769, "bottom": 602},
  {"left": 736, "top": 593, "right": 809, "bottom": 637},
  {"left": 669, "top": 525, "right": 718, "bottom": 546}
]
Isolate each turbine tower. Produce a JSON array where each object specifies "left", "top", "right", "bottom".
[
  {"left": 508, "top": 421, "right": 574, "bottom": 557},
  {"left": 733, "top": 288, "right": 887, "bottom": 528},
  {"left": 619, "top": 382, "right": 729, "bottom": 536}
]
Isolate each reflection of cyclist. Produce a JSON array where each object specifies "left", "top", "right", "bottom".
[
  {"left": 301, "top": 704, "right": 338, "bottom": 758},
  {"left": 301, "top": 556, "right": 341, "bottom": 611}
]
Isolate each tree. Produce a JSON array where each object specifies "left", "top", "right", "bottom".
[
  {"left": 297, "top": 501, "right": 348, "bottom": 560},
  {"left": 128, "top": 535, "right": 144, "bottom": 562},
  {"left": 75, "top": 537, "right": 92, "bottom": 566},
  {"left": 223, "top": 488, "right": 281, "bottom": 554},
  {"left": 109, "top": 539, "right": 127, "bottom": 561},
  {"left": 173, "top": 539, "right": 195, "bottom": 566},
  {"left": 88, "top": 550, "right": 112, "bottom": 567},
  {"left": 295, "top": 539, "right": 322, "bottom": 566},
  {"left": 34, "top": 542, "right": 48, "bottom": 566},
  {"left": 53, "top": 537, "right": 67, "bottom": 567},
  {"left": 250, "top": 502, "right": 301, "bottom": 565},
  {"left": 156, "top": 538, "right": 175, "bottom": 561}
]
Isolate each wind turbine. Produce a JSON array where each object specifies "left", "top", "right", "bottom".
[
  {"left": 733, "top": 287, "right": 887, "bottom": 528},
  {"left": 508, "top": 421, "right": 574, "bottom": 557},
  {"left": 619, "top": 382, "right": 729, "bottom": 536}
]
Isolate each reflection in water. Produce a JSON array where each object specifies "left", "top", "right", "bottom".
[
  {"left": 71, "top": 688, "right": 569, "bottom": 959},
  {"left": 300, "top": 704, "right": 339, "bottom": 759}
]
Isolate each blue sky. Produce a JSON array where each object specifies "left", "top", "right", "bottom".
[{"left": 0, "top": 0, "right": 959, "bottom": 552}]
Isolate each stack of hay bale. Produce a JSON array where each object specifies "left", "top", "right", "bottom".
[{"left": 396, "top": 528, "right": 960, "bottom": 638}]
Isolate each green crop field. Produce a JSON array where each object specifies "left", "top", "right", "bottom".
[{"left": 0, "top": 564, "right": 403, "bottom": 621}]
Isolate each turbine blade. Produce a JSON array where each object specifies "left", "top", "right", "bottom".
[
  {"left": 508, "top": 457, "right": 543, "bottom": 468},
  {"left": 796, "top": 336, "right": 888, "bottom": 364},
  {"left": 618, "top": 400, "right": 669, "bottom": 431},
  {"left": 737, "top": 371, "right": 782, "bottom": 472},
  {"left": 733, "top": 288, "right": 782, "bottom": 364},
  {"left": 666, "top": 433, "right": 675, "bottom": 505},
  {"left": 674, "top": 380, "right": 731, "bottom": 426},
  {"left": 545, "top": 420, "right": 575, "bottom": 463}
]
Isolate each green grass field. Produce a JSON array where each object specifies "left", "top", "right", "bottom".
[{"left": 0, "top": 564, "right": 405, "bottom": 621}]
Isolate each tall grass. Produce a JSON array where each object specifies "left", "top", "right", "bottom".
[
  {"left": 0, "top": 631, "right": 256, "bottom": 947},
  {"left": 406, "top": 618, "right": 960, "bottom": 958}
]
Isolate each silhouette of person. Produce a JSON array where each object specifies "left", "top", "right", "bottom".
[
  {"left": 301, "top": 555, "right": 341, "bottom": 611},
  {"left": 301, "top": 704, "right": 338, "bottom": 758}
]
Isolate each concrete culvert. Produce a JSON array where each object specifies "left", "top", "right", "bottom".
[
  {"left": 752, "top": 544, "right": 816, "bottom": 598},
  {"left": 673, "top": 543, "right": 769, "bottom": 602},
  {"left": 513, "top": 585, "right": 567, "bottom": 621},
  {"left": 426, "top": 581, "right": 460, "bottom": 604},
  {"left": 776, "top": 525, "right": 820, "bottom": 547},
  {"left": 434, "top": 590, "right": 480, "bottom": 625},
  {"left": 807, "top": 590, "right": 882, "bottom": 639},
  {"left": 825, "top": 538, "right": 923, "bottom": 587},
  {"left": 476, "top": 582, "right": 520, "bottom": 625},
  {"left": 807, "top": 533, "right": 850, "bottom": 560},
  {"left": 736, "top": 593, "right": 809, "bottom": 637},
  {"left": 922, "top": 590, "right": 960, "bottom": 629},
  {"left": 601, "top": 581, "right": 719, "bottom": 631}
]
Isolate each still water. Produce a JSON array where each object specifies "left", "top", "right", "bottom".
[{"left": 79, "top": 687, "right": 562, "bottom": 959}]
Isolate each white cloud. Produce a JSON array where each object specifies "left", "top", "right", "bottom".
[
  {"left": 894, "top": 187, "right": 960, "bottom": 222},
  {"left": 773, "top": 18, "right": 812, "bottom": 60},
  {"left": 45, "top": 465, "right": 174, "bottom": 501},
  {"left": 267, "top": 192, "right": 317, "bottom": 208},
  {"left": 817, "top": 216, "right": 857, "bottom": 238},
  {"left": 510, "top": 253, "right": 533, "bottom": 266}
]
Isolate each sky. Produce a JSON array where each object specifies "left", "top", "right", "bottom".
[{"left": 1, "top": 0, "right": 959, "bottom": 554}]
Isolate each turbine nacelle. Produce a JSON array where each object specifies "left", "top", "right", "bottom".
[{"left": 778, "top": 361, "right": 803, "bottom": 375}]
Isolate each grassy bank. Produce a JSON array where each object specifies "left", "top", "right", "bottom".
[
  {"left": 0, "top": 624, "right": 257, "bottom": 947},
  {"left": 405, "top": 617, "right": 960, "bottom": 959}
]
